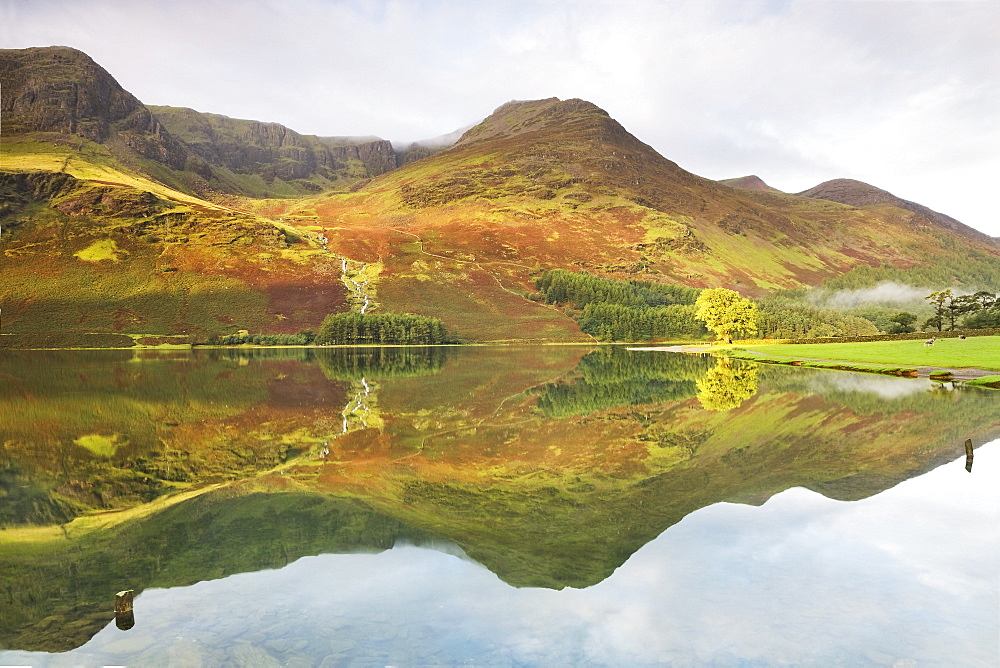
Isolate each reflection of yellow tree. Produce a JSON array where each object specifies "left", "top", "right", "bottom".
[{"left": 696, "top": 358, "right": 759, "bottom": 411}]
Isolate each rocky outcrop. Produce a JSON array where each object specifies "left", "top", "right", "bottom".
[
  {"left": 1, "top": 46, "right": 139, "bottom": 141},
  {"left": 149, "top": 106, "right": 398, "bottom": 183},
  {"left": 0, "top": 46, "right": 398, "bottom": 195},
  {"left": 0, "top": 171, "right": 169, "bottom": 218},
  {"left": 0, "top": 46, "right": 189, "bottom": 170},
  {"left": 53, "top": 186, "right": 165, "bottom": 218},
  {"left": 0, "top": 171, "right": 78, "bottom": 202},
  {"left": 346, "top": 138, "right": 397, "bottom": 175}
]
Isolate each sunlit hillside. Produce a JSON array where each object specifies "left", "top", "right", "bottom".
[{"left": 2, "top": 47, "right": 997, "bottom": 344}]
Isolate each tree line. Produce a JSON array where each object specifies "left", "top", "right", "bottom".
[
  {"left": 314, "top": 312, "right": 449, "bottom": 345},
  {"left": 534, "top": 269, "right": 706, "bottom": 341},
  {"left": 210, "top": 276, "right": 998, "bottom": 349},
  {"left": 214, "top": 331, "right": 316, "bottom": 346},
  {"left": 536, "top": 269, "right": 701, "bottom": 308},
  {"left": 755, "top": 297, "right": 880, "bottom": 339},
  {"left": 819, "top": 255, "right": 1000, "bottom": 292},
  {"left": 314, "top": 346, "right": 449, "bottom": 380},
  {"left": 922, "top": 290, "right": 998, "bottom": 331},
  {"left": 213, "top": 312, "right": 449, "bottom": 347}
]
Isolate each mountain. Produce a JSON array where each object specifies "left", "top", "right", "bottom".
[
  {"left": 720, "top": 175, "right": 781, "bottom": 192},
  {"left": 798, "top": 178, "right": 995, "bottom": 244},
  {"left": 2, "top": 46, "right": 998, "bottom": 345},
  {"left": 0, "top": 46, "right": 364, "bottom": 343},
  {"left": 0, "top": 46, "right": 398, "bottom": 198},
  {"left": 287, "top": 98, "right": 998, "bottom": 333},
  {"left": 0, "top": 45, "right": 189, "bottom": 170},
  {"left": 147, "top": 105, "right": 398, "bottom": 196}
]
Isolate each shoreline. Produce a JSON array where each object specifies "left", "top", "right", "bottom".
[{"left": 631, "top": 344, "right": 999, "bottom": 382}]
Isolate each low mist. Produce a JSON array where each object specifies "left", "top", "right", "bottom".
[
  {"left": 810, "top": 282, "right": 936, "bottom": 310},
  {"left": 391, "top": 124, "right": 474, "bottom": 152}
]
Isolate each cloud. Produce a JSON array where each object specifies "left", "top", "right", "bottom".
[{"left": 2, "top": 0, "right": 998, "bottom": 234}]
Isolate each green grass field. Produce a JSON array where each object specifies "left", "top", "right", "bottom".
[{"left": 733, "top": 336, "right": 1000, "bottom": 371}]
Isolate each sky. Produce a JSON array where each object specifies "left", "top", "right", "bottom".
[{"left": 2, "top": 0, "right": 999, "bottom": 237}]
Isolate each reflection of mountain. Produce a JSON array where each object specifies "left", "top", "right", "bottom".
[
  {"left": 0, "top": 347, "right": 452, "bottom": 527},
  {"left": 0, "top": 487, "right": 442, "bottom": 652},
  {"left": 2, "top": 348, "right": 999, "bottom": 652},
  {"left": 0, "top": 349, "right": 347, "bottom": 525}
]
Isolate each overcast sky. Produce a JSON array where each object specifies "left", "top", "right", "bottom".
[{"left": 3, "top": 0, "right": 998, "bottom": 236}]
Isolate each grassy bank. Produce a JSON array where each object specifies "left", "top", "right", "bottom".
[
  {"left": 742, "top": 336, "right": 999, "bottom": 369},
  {"left": 966, "top": 375, "right": 1000, "bottom": 389},
  {"left": 721, "top": 350, "right": 921, "bottom": 377},
  {"left": 700, "top": 336, "right": 1000, "bottom": 381}
]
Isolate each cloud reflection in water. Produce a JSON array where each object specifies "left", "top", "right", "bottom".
[{"left": 6, "top": 442, "right": 995, "bottom": 666}]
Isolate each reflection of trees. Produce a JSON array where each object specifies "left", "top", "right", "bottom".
[
  {"left": 315, "top": 346, "right": 449, "bottom": 381},
  {"left": 535, "top": 347, "right": 711, "bottom": 417},
  {"left": 316, "top": 348, "right": 450, "bottom": 435},
  {"left": 696, "top": 358, "right": 759, "bottom": 411}
]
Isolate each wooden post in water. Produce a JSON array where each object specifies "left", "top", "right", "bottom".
[
  {"left": 115, "top": 590, "right": 135, "bottom": 630},
  {"left": 965, "top": 438, "right": 974, "bottom": 473}
]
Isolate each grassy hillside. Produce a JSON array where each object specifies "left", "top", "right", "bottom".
[
  {"left": 280, "top": 98, "right": 999, "bottom": 307},
  {"left": 0, "top": 150, "right": 352, "bottom": 341},
  {"left": 3, "top": 47, "right": 998, "bottom": 344}
]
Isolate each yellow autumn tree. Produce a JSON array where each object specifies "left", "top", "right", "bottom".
[{"left": 695, "top": 288, "right": 758, "bottom": 343}]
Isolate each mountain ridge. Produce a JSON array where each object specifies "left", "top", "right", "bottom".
[
  {"left": 1, "top": 45, "right": 998, "bottom": 344},
  {"left": 0, "top": 45, "right": 190, "bottom": 171},
  {"left": 798, "top": 178, "right": 994, "bottom": 243},
  {"left": 147, "top": 105, "right": 398, "bottom": 194}
]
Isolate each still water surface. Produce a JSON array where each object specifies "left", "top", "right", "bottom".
[{"left": 0, "top": 346, "right": 997, "bottom": 666}]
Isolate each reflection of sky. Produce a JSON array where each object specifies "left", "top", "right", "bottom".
[{"left": 4, "top": 442, "right": 997, "bottom": 666}]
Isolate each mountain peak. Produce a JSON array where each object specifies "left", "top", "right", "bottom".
[
  {"left": 455, "top": 97, "right": 610, "bottom": 147},
  {"left": 719, "top": 175, "right": 780, "bottom": 192},
  {"left": 0, "top": 45, "right": 147, "bottom": 142},
  {"left": 800, "top": 178, "right": 994, "bottom": 244},
  {"left": 798, "top": 178, "right": 896, "bottom": 206}
]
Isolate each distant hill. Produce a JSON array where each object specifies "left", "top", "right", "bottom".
[
  {"left": 1, "top": 46, "right": 998, "bottom": 344},
  {"left": 0, "top": 46, "right": 401, "bottom": 198},
  {"left": 394, "top": 125, "right": 469, "bottom": 165},
  {"left": 720, "top": 175, "right": 781, "bottom": 192},
  {"left": 798, "top": 178, "right": 995, "bottom": 244}
]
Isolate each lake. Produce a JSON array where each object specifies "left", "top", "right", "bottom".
[{"left": 1, "top": 346, "right": 998, "bottom": 666}]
